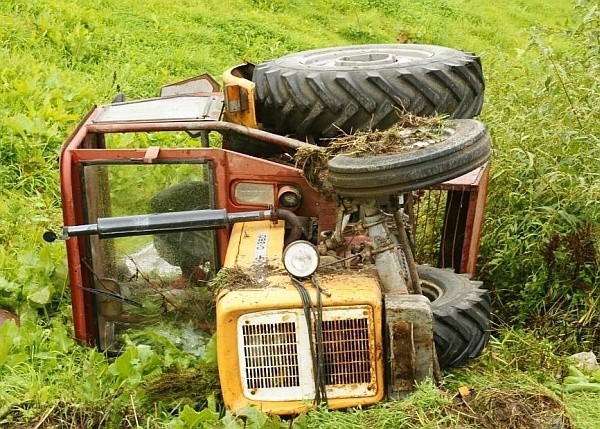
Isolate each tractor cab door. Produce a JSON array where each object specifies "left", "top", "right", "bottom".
[{"left": 79, "top": 159, "right": 218, "bottom": 352}]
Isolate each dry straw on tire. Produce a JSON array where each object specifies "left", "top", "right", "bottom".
[{"left": 294, "top": 114, "right": 451, "bottom": 193}]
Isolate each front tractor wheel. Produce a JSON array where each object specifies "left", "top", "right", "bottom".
[
  {"left": 418, "top": 265, "right": 490, "bottom": 368},
  {"left": 327, "top": 119, "right": 491, "bottom": 197}
]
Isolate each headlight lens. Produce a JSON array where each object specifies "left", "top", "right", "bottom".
[{"left": 282, "top": 241, "right": 319, "bottom": 278}]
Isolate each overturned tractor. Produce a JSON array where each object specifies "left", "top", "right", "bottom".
[{"left": 46, "top": 44, "right": 491, "bottom": 414}]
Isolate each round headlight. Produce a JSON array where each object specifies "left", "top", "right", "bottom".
[{"left": 282, "top": 240, "right": 319, "bottom": 278}]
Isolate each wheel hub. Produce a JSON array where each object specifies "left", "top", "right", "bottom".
[{"left": 335, "top": 53, "right": 397, "bottom": 66}]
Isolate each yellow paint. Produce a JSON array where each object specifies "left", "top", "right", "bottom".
[
  {"left": 224, "top": 220, "right": 285, "bottom": 270},
  {"left": 222, "top": 66, "right": 259, "bottom": 129},
  {"left": 217, "top": 222, "right": 385, "bottom": 414}
]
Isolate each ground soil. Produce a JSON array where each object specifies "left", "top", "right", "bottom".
[{"left": 448, "top": 387, "right": 573, "bottom": 429}]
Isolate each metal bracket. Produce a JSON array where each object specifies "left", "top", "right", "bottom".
[
  {"left": 224, "top": 84, "right": 249, "bottom": 113},
  {"left": 384, "top": 293, "right": 434, "bottom": 399},
  {"left": 143, "top": 146, "right": 160, "bottom": 164}
]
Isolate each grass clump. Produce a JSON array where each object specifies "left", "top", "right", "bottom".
[
  {"left": 304, "top": 381, "right": 457, "bottom": 429},
  {"left": 303, "top": 330, "right": 582, "bottom": 429},
  {"left": 0, "top": 317, "right": 223, "bottom": 428},
  {"left": 207, "top": 266, "right": 260, "bottom": 295},
  {"left": 479, "top": 1, "right": 600, "bottom": 353},
  {"left": 295, "top": 115, "right": 449, "bottom": 192},
  {"left": 449, "top": 387, "right": 572, "bottom": 429},
  {"left": 144, "top": 366, "right": 220, "bottom": 411},
  {"left": 322, "top": 114, "right": 449, "bottom": 158}
]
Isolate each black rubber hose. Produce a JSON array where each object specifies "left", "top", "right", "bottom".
[{"left": 275, "top": 208, "right": 305, "bottom": 246}]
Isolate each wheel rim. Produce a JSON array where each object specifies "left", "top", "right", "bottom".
[
  {"left": 419, "top": 279, "right": 443, "bottom": 303},
  {"left": 335, "top": 53, "right": 397, "bottom": 67},
  {"left": 299, "top": 46, "right": 435, "bottom": 68}
]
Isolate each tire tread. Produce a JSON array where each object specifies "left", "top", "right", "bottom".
[
  {"left": 253, "top": 46, "right": 485, "bottom": 137},
  {"left": 418, "top": 266, "right": 490, "bottom": 368}
]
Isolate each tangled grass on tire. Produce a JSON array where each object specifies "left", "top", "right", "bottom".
[{"left": 294, "top": 113, "right": 451, "bottom": 193}]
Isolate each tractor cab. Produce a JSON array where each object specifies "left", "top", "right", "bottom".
[{"left": 53, "top": 88, "right": 333, "bottom": 348}]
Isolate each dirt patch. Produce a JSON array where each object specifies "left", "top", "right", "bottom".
[
  {"left": 449, "top": 387, "right": 573, "bottom": 429},
  {"left": 0, "top": 309, "right": 19, "bottom": 327},
  {"left": 144, "top": 366, "right": 220, "bottom": 408},
  {"left": 208, "top": 266, "right": 260, "bottom": 295}
]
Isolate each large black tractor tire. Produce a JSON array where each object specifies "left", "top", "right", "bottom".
[
  {"left": 150, "top": 181, "right": 214, "bottom": 275},
  {"left": 253, "top": 44, "right": 484, "bottom": 138},
  {"left": 327, "top": 119, "right": 491, "bottom": 197},
  {"left": 417, "top": 265, "right": 490, "bottom": 368}
]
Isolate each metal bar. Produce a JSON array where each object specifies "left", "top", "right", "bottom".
[
  {"left": 404, "top": 193, "right": 416, "bottom": 256},
  {"left": 393, "top": 208, "right": 422, "bottom": 295},
  {"left": 362, "top": 200, "right": 409, "bottom": 295},
  {"left": 59, "top": 107, "right": 101, "bottom": 345},
  {"left": 86, "top": 120, "right": 309, "bottom": 151},
  {"left": 462, "top": 163, "right": 489, "bottom": 275},
  {"left": 417, "top": 191, "right": 430, "bottom": 259},
  {"left": 62, "top": 208, "right": 273, "bottom": 239}
]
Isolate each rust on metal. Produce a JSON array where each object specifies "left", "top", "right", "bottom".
[
  {"left": 384, "top": 294, "right": 434, "bottom": 399},
  {"left": 225, "top": 84, "right": 249, "bottom": 113},
  {"left": 437, "top": 163, "right": 489, "bottom": 275},
  {"left": 58, "top": 107, "right": 333, "bottom": 343},
  {"left": 389, "top": 320, "right": 416, "bottom": 392},
  {"left": 362, "top": 199, "right": 409, "bottom": 295},
  {"left": 160, "top": 74, "right": 220, "bottom": 96},
  {"left": 415, "top": 163, "right": 489, "bottom": 276},
  {"left": 87, "top": 120, "right": 308, "bottom": 151}
]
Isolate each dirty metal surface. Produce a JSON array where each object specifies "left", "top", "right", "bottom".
[
  {"left": 94, "top": 95, "right": 224, "bottom": 123},
  {"left": 417, "top": 163, "right": 489, "bottom": 275},
  {"left": 160, "top": 74, "right": 220, "bottom": 96},
  {"left": 362, "top": 200, "right": 409, "bottom": 294},
  {"left": 384, "top": 294, "right": 434, "bottom": 399},
  {"left": 388, "top": 320, "right": 416, "bottom": 392},
  {"left": 236, "top": 306, "right": 378, "bottom": 402}
]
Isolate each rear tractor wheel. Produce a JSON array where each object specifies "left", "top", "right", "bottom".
[
  {"left": 253, "top": 44, "right": 485, "bottom": 139},
  {"left": 418, "top": 265, "right": 490, "bottom": 368}
]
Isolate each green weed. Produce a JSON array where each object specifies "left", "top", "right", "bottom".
[{"left": 479, "top": 0, "right": 599, "bottom": 353}]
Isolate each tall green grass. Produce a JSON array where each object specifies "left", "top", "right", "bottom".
[
  {"left": 1, "top": 0, "right": 598, "bottom": 426},
  {"left": 479, "top": 1, "right": 599, "bottom": 351}
]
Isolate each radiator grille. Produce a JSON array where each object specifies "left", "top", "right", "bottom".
[
  {"left": 238, "top": 307, "right": 376, "bottom": 400},
  {"left": 241, "top": 322, "right": 300, "bottom": 389},
  {"left": 322, "top": 318, "right": 371, "bottom": 385}
]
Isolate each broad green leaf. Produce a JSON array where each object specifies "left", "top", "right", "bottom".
[
  {"left": 109, "top": 345, "right": 136, "bottom": 379},
  {"left": 49, "top": 323, "right": 73, "bottom": 353},
  {"left": 3, "top": 113, "right": 35, "bottom": 135},
  {"left": 201, "top": 334, "right": 217, "bottom": 366},
  {"left": 165, "top": 421, "right": 186, "bottom": 429},
  {"left": 27, "top": 286, "right": 52, "bottom": 306},
  {"left": 178, "top": 405, "right": 218, "bottom": 428},
  {"left": 0, "top": 320, "right": 20, "bottom": 366},
  {"left": 0, "top": 276, "right": 19, "bottom": 293},
  {"left": 218, "top": 413, "right": 245, "bottom": 429},
  {"left": 240, "top": 407, "right": 267, "bottom": 429},
  {"left": 206, "top": 393, "right": 217, "bottom": 413}
]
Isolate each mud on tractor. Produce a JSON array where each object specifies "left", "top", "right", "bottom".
[{"left": 46, "top": 44, "right": 491, "bottom": 414}]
